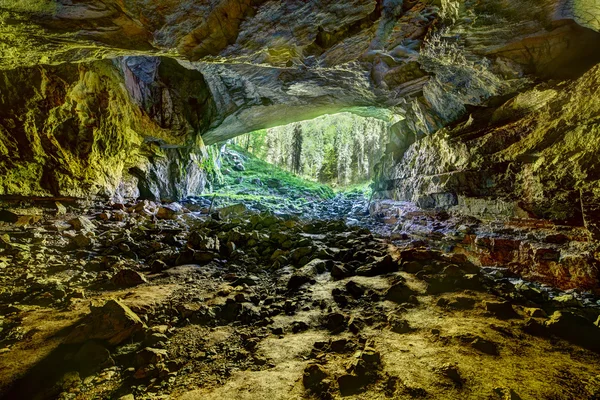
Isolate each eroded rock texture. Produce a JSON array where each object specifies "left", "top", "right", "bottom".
[
  {"left": 0, "top": 57, "right": 213, "bottom": 200},
  {"left": 379, "top": 64, "right": 600, "bottom": 239}
]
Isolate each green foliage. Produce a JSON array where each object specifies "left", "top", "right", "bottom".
[
  {"left": 235, "top": 113, "right": 390, "bottom": 187},
  {"left": 202, "top": 144, "right": 334, "bottom": 211},
  {"left": 199, "top": 145, "right": 223, "bottom": 186}
]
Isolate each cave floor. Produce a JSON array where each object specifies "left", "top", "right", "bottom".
[{"left": 0, "top": 198, "right": 599, "bottom": 400}]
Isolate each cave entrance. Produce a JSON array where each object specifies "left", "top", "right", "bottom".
[
  {"left": 197, "top": 113, "right": 394, "bottom": 220},
  {"left": 229, "top": 113, "right": 391, "bottom": 189}
]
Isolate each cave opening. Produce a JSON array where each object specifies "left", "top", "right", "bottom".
[
  {"left": 1, "top": 1, "right": 600, "bottom": 399},
  {"left": 188, "top": 112, "right": 395, "bottom": 225}
]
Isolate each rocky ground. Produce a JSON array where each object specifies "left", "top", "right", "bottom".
[{"left": 0, "top": 192, "right": 600, "bottom": 400}]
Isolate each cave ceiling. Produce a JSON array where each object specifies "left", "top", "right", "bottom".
[{"left": 2, "top": 0, "right": 599, "bottom": 144}]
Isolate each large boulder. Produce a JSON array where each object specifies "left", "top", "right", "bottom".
[{"left": 66, "top": 299, "right": 146, "bottom": 346}]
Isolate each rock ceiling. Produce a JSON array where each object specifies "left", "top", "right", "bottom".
[{"left": 1, "top": 0, "right": 599, "bottom": 143}]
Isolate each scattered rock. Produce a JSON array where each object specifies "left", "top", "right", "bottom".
[
  {"left": 552, "top": 294, "right": 582, "bottom": 307},
  {"left": 331, "top": 264, "right": 351, "bottom": 280},
  {"left": 55, "top": 202, "right": 67, "bottom": 215},
  {"left": 323, "top": 312, "right": 347, "bottom": 333},
  {"left": 287, "top": 259, "right": 327, "bottom": 290},
  {"left": 338, "top": 374, "right": 365, "bottom": 396},
  {"left": 292, "top": 321, "right": 310, "bottom": 333},
  {"left": 73, "top": 340, "right": 114, "bottom": 374},
  {"left": 0, "top": 210, "right": 19, "bottom": 223},
  {"left": 217, "top": 203, "right": 247, "bottom": 218},
  {"left": 71, "top": 233, "right": 93, "bottom": 249},
  {"left": 345, "top": 281, "right": 366, "bottom": 298}
]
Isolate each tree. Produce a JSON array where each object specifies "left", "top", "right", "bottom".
[{"left": 291, "top": 124, "right": 303, "bottom": 174}]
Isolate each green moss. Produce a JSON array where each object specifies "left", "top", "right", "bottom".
[
  {"left": 222, "top": 144, "right": 334, "bottom": 199},
  {"left": 200, "top": 144, "right": 335, "bottom": 211}
]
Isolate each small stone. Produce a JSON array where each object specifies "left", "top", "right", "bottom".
[
  {"left": 144, "top": 332, "right": 169, "bottom": 347},
  {"left": 493, "top": 387, "right": 522, "bottom": 400},
  {"left": 74, "top": 341, "right": 114, "bottom": 374},
  {"left": 151, "top": 260, "right": 168, "bottom": 273},
  {"left": 234, "top": 293, "right": 246, "bottom": 303},
  {"left": 99, "top": 212, "right": 112, "bottom": 221},
  {"left": 292, "top": 321, "right": 310, "bottom": 333},
  {"left": 135, "top": 347, "right": 168, "bottom": 368},
  {"left": 552, "top": 294, "right": 582, "bottom": 307},
  {"left": 271, "top": 327, "right": 284, "bottom": 335},
  {"left": 524, "top": 307, "right": 546, "bottom": 318},
  {"left": 331, "top": 264, "right": 351, "bottom": 280},
  {"left": 345, "top": 281, "right": 365, "bottom": 298},
  {"left": 447, "top": 296, "right": 476, "bottom": 310},
  {"left": 348, "top": 317, "right": 365, "bottom": 334},
  {"left": 360, "top": 347, "right": 381, "bottom": 366}
]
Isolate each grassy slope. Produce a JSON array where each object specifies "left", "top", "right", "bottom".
[{"left": 199, "top": 145, "right": 335, "bottom": 213}]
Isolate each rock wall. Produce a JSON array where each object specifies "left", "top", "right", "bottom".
[
  {"left": 377, "top": 64, "right": 600, "bottom": 239},
  {"left": 0, "top": 0, "right": 599, "bottom": 200},
  {"left": 0, "top": 57, "right": 214, "bottom": 201}
]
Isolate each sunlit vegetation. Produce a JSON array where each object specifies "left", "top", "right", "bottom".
[{"left": 232, "top": 113, "right": 390, "bottom": 187}]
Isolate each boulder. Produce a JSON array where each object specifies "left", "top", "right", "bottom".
[
  {"left": 545, "top": 311, "right": 600, "bottom": 352},
  {"left": 65, "top": 299, "right": 146, "bottom": 346},
  {"left": 111, "top": 269, "right": 148, "bottom": 287},
  {"left": 483, "top": 301, "right": 519, "bottom": 319},
  {"left": 156, "top": 203, "right": 183, "bottom": 220},
  {"left": 287, "top": 259, "right": 328, "bottom": 290},
  {"left": 303, "top": 364, "right": 330, "bottom": 394},
  {"left": 385, "top": 282, "right": 417, "bottom": 303},
  {"left": 388, "top": 316, "right": 412, "bottom": 334},
  {"left": 470, "top": 338, "right": 499, "bottom": 355},
  {"left": 71, "top": 234, "right": 93, "bottom": 249}
]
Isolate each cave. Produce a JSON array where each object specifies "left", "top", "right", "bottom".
[{"left": 1, "top": 1, "right": 600, "bottom": 399}]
